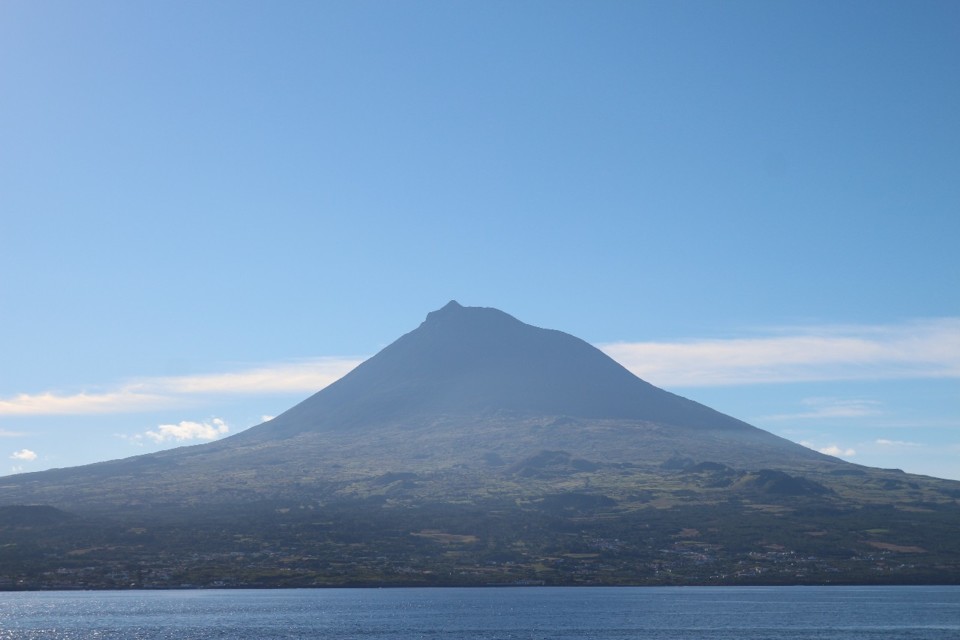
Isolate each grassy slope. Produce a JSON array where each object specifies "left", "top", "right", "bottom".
[{"left": 2, "top": 415, "right": 958, "bottom": 588}]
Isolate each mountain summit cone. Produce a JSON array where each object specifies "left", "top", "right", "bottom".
[{"left": 241, "top": 300, "right": 753, "bottom": 442}]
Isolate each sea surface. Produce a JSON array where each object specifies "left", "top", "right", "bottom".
[{"left": 0, "top": 585, "right": 958, "bottom": 639}]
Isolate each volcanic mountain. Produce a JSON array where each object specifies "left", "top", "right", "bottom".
[
  {"left": 244, "top": 300, "right": 754, "bottom": 437},
  {"left": 2, "top": 302, "right": 959, "bottom": 588}
]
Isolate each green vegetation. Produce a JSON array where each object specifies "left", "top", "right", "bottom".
[{"left": 2, "top": 450, "right": 958, "bottom": 589}]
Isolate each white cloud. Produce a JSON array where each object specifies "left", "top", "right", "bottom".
[
  {"left": 143, "top": 418, "right": 230, "bottom": 443},
  {"left": 802, "top": 441, "right": 856, "bottom": 458},
  {"left": 0, "top": 357, "right": 362, "bottom": 417},
  {"left": 0, "top": 429, "right": 28, "bottom": 438},
  {"left": 820, "top": 445, "right": 856, "bottom": 457},
  {"left": 9, "top": 448, "right": 38, "bottom": 461},
  {"left": 600, "top": 318, "right": 960, "bottom": 387}
]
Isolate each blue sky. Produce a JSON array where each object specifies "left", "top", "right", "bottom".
[{"left": 2, "top": 1, "right": 958, "bottom": 479}]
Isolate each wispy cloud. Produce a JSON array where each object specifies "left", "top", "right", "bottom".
[
  {"left": 875, "top": 438, "right": 921, "bottom": 448},
  {"left": 0, "top": 357, "right": 363, "bottom": 417},
  {"left": 758, "top": 397, "right": 884, "bottom": 422},
  {"left": 9, "top": 448, "right": 38, "bottom": 461},
  {"left": 0, "top": 390, "right": 173, "bottom": 416},
  {"left": 0, "top": 429, "right": 29, "bottom": 438},
  {"left": 600, "top": 318, "right": 960, "bottom": 387},
  {"left": 151, "top": 359, "right": 362, "bottom": 394}
]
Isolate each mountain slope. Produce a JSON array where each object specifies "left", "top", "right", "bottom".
[
  {"left": 1, "top": 302, "right": 958, "bottom": 588},
  {"left": 239, "top": 300, "right": 767, "bottom": 440},
  {"left": 0, "top": 302, "right": 895, "bottom": 506}
]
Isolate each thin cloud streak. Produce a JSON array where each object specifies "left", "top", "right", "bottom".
[
  {"left": 0, "top": 390, "right": 174, "bottom": 416},
  {"left": 0, "top": 357, "right": 363, "bottom": 417},
  {"left": 600, "top": 318, "right": 960, "bottom": 387},
  {"left": 2, "top": 318, "right": 957, "bottom": 417},
  {"left": 154, "top": 358, "right": 363, "bottom": 394},
  {"left": 876, "top": 439, "right": 921, "bottom": 448},
  {"left": 757, "top": 398, "right": 884, "bottom": 422}
]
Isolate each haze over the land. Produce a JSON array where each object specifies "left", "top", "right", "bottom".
[{"left": 1, "top": 1, "right": 958, "bottom": 479}]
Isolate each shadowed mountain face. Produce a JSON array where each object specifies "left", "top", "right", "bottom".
[
  {"left": 2, "top": 302, "right": 959, "bottom": 589},
  {"left": 239, "top": 301, "right": 755, "bottom": 442}
]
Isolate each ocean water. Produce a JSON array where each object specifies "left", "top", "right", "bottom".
[{"left": 0, "top": 586, "right": 958, "bottom": 639}]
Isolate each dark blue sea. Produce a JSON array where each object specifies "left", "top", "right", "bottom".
[{"left": 1, "top": 586, "right": 957, "bottom": 639}]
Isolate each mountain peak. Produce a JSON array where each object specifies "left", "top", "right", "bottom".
[
  {"left": 439, "top": 299, "right": 463, "bottom": 312},
  {"left": 421, "top": 300, "right": 519, "bottom": 329},
  {"left": 242, "top": 302, "right": 757, "bottom": 441},
  {"left": 423, "top": 299, "right": 465, "bottom": 324}
]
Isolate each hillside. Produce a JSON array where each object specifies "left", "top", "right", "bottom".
[{"left": 1, "top": 302, "right": 958, "bottom": 589}]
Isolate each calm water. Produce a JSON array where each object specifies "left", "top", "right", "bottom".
[{"left": 1, "top": 586, "right": 958, "bottom": 639}]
